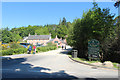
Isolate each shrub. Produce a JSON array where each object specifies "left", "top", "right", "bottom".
[
  {"left": 1, "top": 44, "right": 10, "bottom": 50},
  {"left": 36, "top": 46, "right": 57, "bottom": 53},
  {"left": 47, "top": 42, "right": 57, "bottom": 46},
  {"left": 58, "top": 46, "right": 61, "bottom": 48},
  {"left": 2, "top": 48, "right": 27, "bottom": 56},
  {"left": 2, "top": 49, "right": 13, "bottom": 56},
  {"left": 9, "top": 42, "right": 23, "bottom": 49}
]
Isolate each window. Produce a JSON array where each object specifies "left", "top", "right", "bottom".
[{"left": 54, "top": 41, "right": 58, "bottom": 43}]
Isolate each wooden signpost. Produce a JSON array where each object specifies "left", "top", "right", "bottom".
[{"left": 88, "top": 39, "right": 100, "bottom": 61}]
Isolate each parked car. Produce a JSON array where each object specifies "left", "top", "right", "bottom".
[{"left": 20, "top": 43, "right": 30, "bottom": 48}]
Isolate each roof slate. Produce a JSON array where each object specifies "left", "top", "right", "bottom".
[{"left": 27, "top": 35, "right": 51, "bottom": 40}]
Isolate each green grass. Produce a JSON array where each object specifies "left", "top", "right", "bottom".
[
  {"left": 68, "top": 54, "right": 99, "bottom": 63},
  {"left": 68, "top": 54, "right": 120, "bottom": 69},
  {"left": 73, "top": 57, "right": 99, "bottom": 63},
  {"left": 113, "top": 63, "right": 119, "bottom": 69}
]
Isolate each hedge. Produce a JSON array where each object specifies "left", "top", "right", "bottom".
[
  {"left": 36, "top": 46, "right": 57, "bottom": 53},
  {"left": 1, "top": 46, "right": 57, "bottom": 56},
  {"left": 2, "top": 48, "right": 27, "bottom": 56}
]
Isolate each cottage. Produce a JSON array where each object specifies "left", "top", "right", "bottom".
[
  {"left": 26, "top": 33, "right": 67, "bottom": 48},
  {"left": 47, "top": 35, "right": 67, "bottom": 48},
  {"left": 26, "top": 34, "right": 51, "bottom": 45}
]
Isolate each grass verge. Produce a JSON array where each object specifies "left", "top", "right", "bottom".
[{"left": 68, "top": 54, "right": 119, "bottom": 69}]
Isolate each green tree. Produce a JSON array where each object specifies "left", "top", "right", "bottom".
[
  {"left": 57, "top": 25, "right": 67, "bottom": 39},
  {"left": 66, "top": 21, "right": 75, "bottom": 46},
  {"left": 62, "top": 17, "right": 67, "bottom": 26},
  {"left": 35, "top": 26, "right": 49, "bottom": 35},
  {"left": 114, "top": 1, "right": 120, "bottom": 8},
  {"left": 2, "top": 28, "right": 14, "bottom": 43},
  {"left": 12, "top": 33, "right": 22, "bottom": 42},
  {"left": 69, "top": 2, "right": 115, "bottom": 58}
]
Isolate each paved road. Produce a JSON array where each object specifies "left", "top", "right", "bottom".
[{"left": 2, "top": 46, "right": 119, "bottom": 79}]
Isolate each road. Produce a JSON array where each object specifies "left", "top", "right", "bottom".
[{"left": 2, "top": 46, "right": 119, "bottom": 79}]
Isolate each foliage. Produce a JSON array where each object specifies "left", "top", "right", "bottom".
[
  {"left": 47, "top": 42, "right": 56, "bottom": 46},
  {"left": 66, "top": 20, "right": 76, "bottom": 46},
  {"left": 9, "top": 42, "right": 23, "bottom": 49},
  {"left": 35, "top": 26, "right": 49, "bottom": 35},
  {"left": 1, "top": 43, "right": 10, "bottom": 50},
  {"left": 61, "top": 17, "right": 67, "bottom": 26},
  {"left": 102, "top": 16, "right": 120, "bottom": 63},
  {"left": 2, "top": 28, "right": 14, "bottom": 43},
  {"left": 57, "top": 25, "right": 68, "bottom": 39},
  {"left": 58, "top": 46, "right": 61, "bottom": 48},
  {"left": 67, "top": 2, "right": 115, "bottom": 59},
  {"left": 12, "top": 33, "right": 22, "bottom": 42},
  {"left": 114, "top": 1, "right": 120, "bottom": 8},
  {"left": 36, "top": 46, "right": 57, "bottom": 53},
  {"left": 2, "top": 48, "right": 27, "bottom": 56}
]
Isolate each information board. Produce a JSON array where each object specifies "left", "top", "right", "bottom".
[{"left": 88, "top": 39, "right": 100, "bottom": 60}]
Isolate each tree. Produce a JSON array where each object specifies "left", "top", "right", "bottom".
[
  {"left": 62, "top": 17, "right": 67, "bottom": 26},
  {"left": 66, "top": 20, "right": 75, "bottom": 46},
  {"left": 114, "top": 1, "right": 120, "bottom": 8},
  {"left": 68, "top": 2, "right": 115, "bottom": 58},
  {"left": 57, "top": 25, "right": 67, "bottom": 39},
  {"left": 12, "top": 33, "right": 22, "bottom": 42},
  {"left": 35, "top": 26, "right": 49, "bottom": 35},
  {"left": 2, "top": 28, "right": 14, "bottom": 43},
  {"left": 59, "top": 18, "right": 62, "bottom": 25}
]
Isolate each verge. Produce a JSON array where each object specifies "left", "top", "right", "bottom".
[{"left": 68, "top": 56, "right": 118, "bottom": 71}]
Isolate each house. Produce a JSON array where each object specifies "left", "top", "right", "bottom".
[
  {"left": 26, "top": 33, "right": 67, "bottom": 48},
  {"left": 47, "top": 35, "right": 67, "bottom": 48},
  {"left": 26, "top": 33, "right": 51, "bottom": 45}
]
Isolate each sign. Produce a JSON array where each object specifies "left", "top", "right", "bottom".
[{"left": 88, "top": 39, "right": 100, "bottom": 60}]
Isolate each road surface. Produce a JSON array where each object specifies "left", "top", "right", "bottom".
[{"left": 2, "top": 46, "right": 119, "bottom": 79}]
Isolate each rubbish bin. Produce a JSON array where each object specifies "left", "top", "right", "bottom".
[{"left": 72, "top": 50, "right": 78, "bottom": 58}]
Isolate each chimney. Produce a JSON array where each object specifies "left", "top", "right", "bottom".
[
  {"left": 29, "top": 33, "right": 30, "bottom": 36},
  {"left": 35, "top": 33, "right": 37, "bottom": 36},
  {"left": 56, "top": 35, "right": 58, "bottom": 38}
]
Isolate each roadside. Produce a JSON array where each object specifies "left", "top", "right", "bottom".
[
  {"left": 1, "top": 45, "right": 120, "bottom": 71},
  {"left": 68, "top": 52, "right": 120, "bottom": 70},
  {"left": 1, "top": 47, "right": 62, "bottom": 60}
]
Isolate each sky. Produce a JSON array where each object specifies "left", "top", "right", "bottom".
[{"left": 2, "top": 2, "right": 118, "bottom": 29}]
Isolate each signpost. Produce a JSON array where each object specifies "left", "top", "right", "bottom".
[{"left": 88, "top": 39, "right": 100, "bottom": 61}]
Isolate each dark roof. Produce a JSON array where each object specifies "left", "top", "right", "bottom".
[{"left": 27, "top": 35, "right": 51, "bottom": 40}]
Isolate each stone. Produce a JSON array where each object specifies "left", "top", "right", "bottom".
[{"left": 103, "top": 61, "right": 113, "bottom": 68}]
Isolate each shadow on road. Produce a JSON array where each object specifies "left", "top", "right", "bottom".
[
  {"left": 2, "top": 58, "right": 78, "bottom": 79},
  {"left": 2, "top": 58, "right": 118, "bottom": 80}
]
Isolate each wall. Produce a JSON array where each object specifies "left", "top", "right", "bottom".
[{"left": 27, "top": 39, "right": 49, "bottom": 45}]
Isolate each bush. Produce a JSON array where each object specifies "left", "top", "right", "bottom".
[
  {"left": 9, "top": 42, "right": 23, "bottom": 49},
  {"left": 36, "top": 46, "right": 57, "bottom": 53},
  {"left": 58, "top": 46, "right": 61, "bottom": 48},
  {"left": 47, "top": 42, "right": 56, "bottom": 46},
  {"left": 2, "top": 48, "right": 27, "bottom": 56}
]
